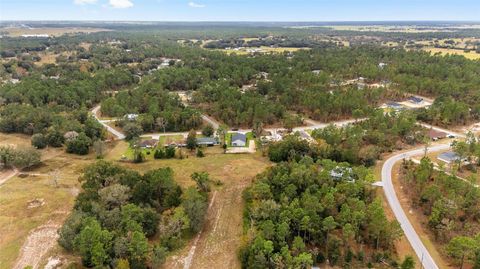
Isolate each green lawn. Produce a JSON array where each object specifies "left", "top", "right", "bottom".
[{"left": 158, "top": 135, "right": 185, "bottom": 146}]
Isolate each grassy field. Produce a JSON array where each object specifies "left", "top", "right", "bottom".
[
  {"left": 33, "top": 51, "right": 73, "bottom": 66},
  {"left": 423, "top": 47, "right": 480, "bottom": 60},
  {"left": 0, "top": 134, "right": 95, "bottom": 268},
  {"left": 1, "top": 27, "right": 111, "bottom": 37}
]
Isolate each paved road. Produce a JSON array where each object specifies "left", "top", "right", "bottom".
[
  {"left": 91, "top": 105, "right": 126, "bottom": 140},
  {"left": 381, "top": 144, "right": 450, "bottom": 269}
]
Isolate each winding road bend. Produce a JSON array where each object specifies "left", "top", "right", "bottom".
[
  {"left": 381, "top": 144, "right": 450, "bottom": 269},
  {"left": 91, "top": 105, "right": 126, "bottom": 140}
]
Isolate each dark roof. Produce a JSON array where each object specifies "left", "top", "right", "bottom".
[
  {"left": 428, "top": 129, "right": 447, "bottom": 139},
  {"left": 139, "top": 139, "right": 158, "bottom": 147},
  {"left": 232, "top": 133, "right": 246, "bottom": 142},
  {"left": 409, "top": 96, "right": 424, "bottom": 103}
]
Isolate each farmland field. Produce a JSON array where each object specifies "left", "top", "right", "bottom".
[
  {"left": 0, "top": 27, "right": 111, "bottom": 37},
  {"left": 423, "top": 47, "right": 480, "bottom": 60}
]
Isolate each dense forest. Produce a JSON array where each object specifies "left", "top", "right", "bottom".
[
  {"left": 241, "top": 157, "right": 403, "bottom": 268},
  {"left": 400, "top": 158, "right": 480, "bottom": 268},
  {"left": 58, "top": 161, "right": 210, "bottom": 268},
  {"left": 2, "top": 28, "right": 480, "bottom": 134}
]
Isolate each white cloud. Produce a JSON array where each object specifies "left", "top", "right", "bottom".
[
  {"left": 74, "top": 0, "right": 97, "bottom": 5},
  {"left": 109, "top": 0, "right": 134, "bottom": 8},
  {"left": 188, "top": 2, "right": 206, "bottom": 8}
]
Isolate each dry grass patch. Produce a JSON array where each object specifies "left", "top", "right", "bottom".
[
  {"left": 1, "top": 27, "right": 111, "bottom": 37},
  {"left": 424, "top": 47, "right": 480, "bottom": 60},
  {"left": 0, "top": 153, "right": 91, "bottom": 268}
]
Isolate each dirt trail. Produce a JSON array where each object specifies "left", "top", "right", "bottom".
[
  {"left": 13, "top": 222, "right": 61, "bottom": 269},
  {"left": 0, "top": 168, "right": 18, "bottom": 186},
  {"left": 165, "top": 178, "right": 254, "bottom": 269}
]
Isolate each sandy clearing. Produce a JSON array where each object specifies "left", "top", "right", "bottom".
[{"left": 13, "top": 222, "right": 61, "bottom": 269}]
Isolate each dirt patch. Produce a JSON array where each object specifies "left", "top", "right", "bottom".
[
  {"left": 27, "top": 198, "right": 45, "bottom": 209},
  {"left": 44, "top": 256, "right": 64, "bottom": 269},
  {"left": 13, "top": 222, "right": 61, "bottom": 269}
]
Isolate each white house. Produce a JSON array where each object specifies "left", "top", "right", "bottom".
[{"left": 125, "top": 114, "right": 139, "bottom": 121}]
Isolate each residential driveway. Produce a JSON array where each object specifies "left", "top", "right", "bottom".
[
  {"left": 226, "top": 140, "right": 256, "bottom": 154},
  {"left": 381, "top": 144, "right": 450, "bottom": 269}
]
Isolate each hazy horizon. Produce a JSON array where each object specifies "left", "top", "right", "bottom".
[{"left": 1, "top": 0, "right": 479, "bottom": 22}]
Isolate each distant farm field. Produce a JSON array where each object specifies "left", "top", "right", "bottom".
[
  {"left": 424, "top": 47, "right": 480, "bottom": 60},
  {"left": 1, "top": 27, "right": 111, "bottom": 37}
]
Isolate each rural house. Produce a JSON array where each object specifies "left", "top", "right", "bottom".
[
  {"left": 231, "top": 133, "right": 247, "bottom": 147},
  {"left": 428, "top": 129, "right": 447, "bottom": 141},
  {"left": 437, "top": 151, "right": 462, "bottom": 164},
  {"left": 197, "top": 137, "right": 219, "bottom": 147},
  {"left": 139, "top": 139, "right": 158, "bottom": 149}
]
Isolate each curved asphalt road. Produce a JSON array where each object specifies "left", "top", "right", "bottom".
[
  {"left": 382, "top": 144, "right": 450, "bottom": 269},
  {"left": 91, "top": 105, "right": 126, "bottom": 140}
]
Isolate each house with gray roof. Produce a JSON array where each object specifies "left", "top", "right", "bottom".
[
  {"left": 197, "top": 137, "right": 219, "bottom": 147},
  {"left": 437, "top": 151, "right": 462, "bottom": 164},
  {"left": 231, "top": 133, "right": 247, "bottom": 147}
]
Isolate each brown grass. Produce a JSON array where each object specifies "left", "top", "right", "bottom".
[
  {"left": 423, "top": 47, "right": 480, "bottom": 60},
  {"left": 0, "top": 134, "right": 93, "bottom": 268},
  {"left": 1, "top": 27, "right": 111, "bottom": 37}
]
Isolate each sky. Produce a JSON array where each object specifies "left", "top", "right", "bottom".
[{"left": 1, "top": 0, "right": 480, "bottom": 21}]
